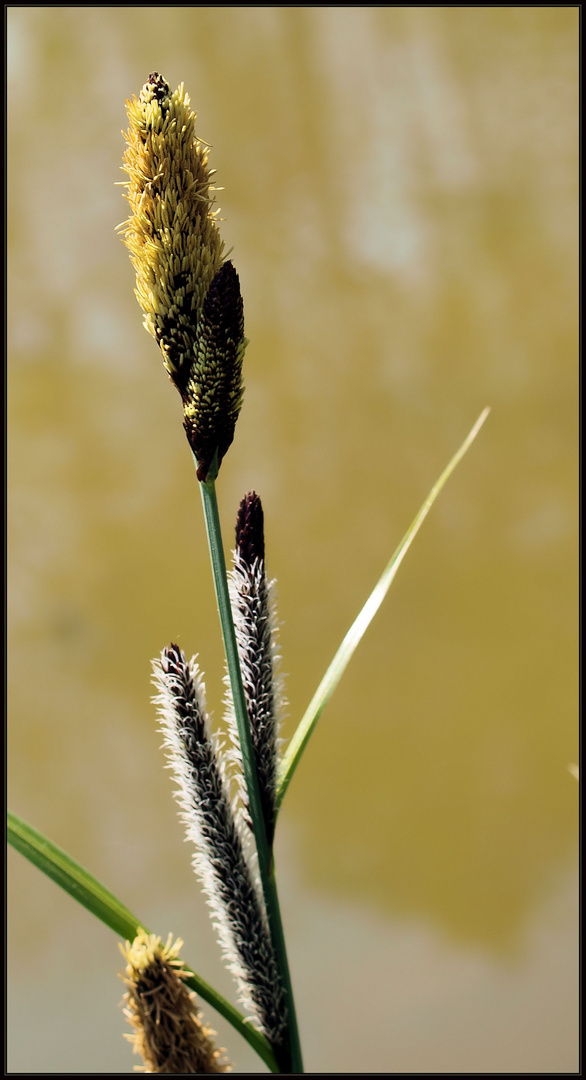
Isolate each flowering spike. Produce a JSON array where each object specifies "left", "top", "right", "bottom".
[
  {"left": 152, "top": 645, "right": 287, "bottom": 1044},
  {"left": 120, "top": 931, "right": 230, "bottom": 1074},
  {"left": 120, "top": 73, "right": 225, "bottom": 393},
  {"left": 227, "top": 493, "right": 283, "bottom": 848},
  {"left": 183, "top": 261, "right": 247, "bottom": 482},
  {"left": 120, "top": 73, "right": 247, "bottom": 479}
]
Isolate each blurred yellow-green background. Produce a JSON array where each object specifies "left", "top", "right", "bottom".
[{"left": 7, "top": 7, "right": 578, "bottom": 1073}]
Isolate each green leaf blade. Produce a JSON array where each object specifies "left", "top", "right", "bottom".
[
  {"left": 8, "top": 810, "right": 142, "bottom": 941},
  {"left": 276, "top": 407, "right": 490, "bottom": 811}
]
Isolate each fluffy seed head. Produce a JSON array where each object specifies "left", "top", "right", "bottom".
[
  {"left": 152, "top": 645, "right": 287, "bottom": 1044},
  {"left": 227, "top": 492, "right": 283, "bottom": 848}
]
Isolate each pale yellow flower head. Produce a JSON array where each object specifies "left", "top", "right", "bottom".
[
  {"left": 120, "top": 73, "right": 225, "bottom": 392},
  {"left": 120, "top": 930, "right": 230, "bottom": 1073},
  {"left": 120, "top": 73, "right": 247, "bottom": 482}
]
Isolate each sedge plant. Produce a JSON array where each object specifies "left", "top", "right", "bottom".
[{"left": 8, "top": 72, "right": 489, "bottom": 1074}]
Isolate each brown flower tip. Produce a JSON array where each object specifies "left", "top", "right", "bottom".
[
  {"left": 182, "top": 260, "right": 247, "bottom": 482},
  {"left": 235, "top": 491, "right": 265, "bottom": 566},
  {"left": 144, "top": 72, "right": 171, "bottom": 105},
  {"left": 120, "top": 931, "right": 231, "bottom": 1074}
]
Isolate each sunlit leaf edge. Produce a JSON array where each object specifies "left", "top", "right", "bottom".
[{"left": 276, "top": 407, "right": 490, "bottom": 810}]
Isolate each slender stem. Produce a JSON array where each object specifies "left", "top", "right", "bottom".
[
  {"left": 182, "top": 971, "right": 279, "bottom": 1073},
  {"left": 198, "top": 463, "right": 303, "bottom": 1074}
]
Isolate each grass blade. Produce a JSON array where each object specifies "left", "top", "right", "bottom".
[
  {"left": 8, "top": 810, "right": 141, "bottom": 940},
  {"left": 276, "top": 407, "right": 490, "bottom": 811}
]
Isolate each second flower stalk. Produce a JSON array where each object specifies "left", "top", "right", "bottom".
[{"left": 198, "top": 480, "right": 303, "bottom": 1073}]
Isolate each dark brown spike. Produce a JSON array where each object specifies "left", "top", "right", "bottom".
[
  {"left": 182, "top": 260, "right": 246, "bottom": 482},
  {"left": 198, "top": 261, "right": 244, "bottom": 355},
  {"left": 235, "top": 491, "right": 265, "bottom": 566}
]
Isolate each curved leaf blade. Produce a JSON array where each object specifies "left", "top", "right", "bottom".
[
  {"left": 8, "top": 810, "right": 141, "bottom": 939},
  {"left": 276, "top": 407, "right": 490, "bottom": 810}
]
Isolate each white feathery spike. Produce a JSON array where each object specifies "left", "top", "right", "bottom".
[
  {"left": 152, "top": 646, "right": 287, "bottom": 1044},
  {"left": 225, "top": 552, "right": 286, "bottom": 846}
]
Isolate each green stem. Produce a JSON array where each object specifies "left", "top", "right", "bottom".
[
  {"left": 198, "top": 463, "right": 303, "bottom": 1074},
  {"left": 182, "top": 972, "right": 279, "bottom": 1073}
]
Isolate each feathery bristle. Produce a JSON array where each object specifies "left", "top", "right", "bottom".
[
  {"left": 227, "top": 494, "right": 283, "bottom": 848},
  {"left": 152, "top": 645, "right": 287, "bottom": 1043}
]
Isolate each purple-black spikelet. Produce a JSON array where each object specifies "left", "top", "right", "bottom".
[
  {"left": 235, "top": 489, "right": 265, "bottom": 565},
  {"left": 227, "top": 493, "right": 283, "bottom": 848},
  {"left": 183, "top": 261, "right": 246, "bottom": 482},
  {"left": 152, "top": 644, "right": 287, "bottom": 1043}
]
